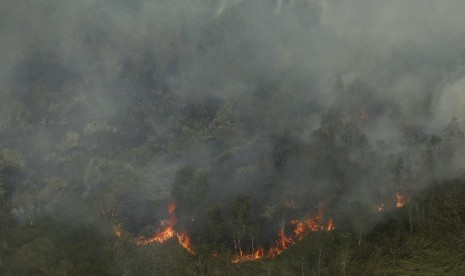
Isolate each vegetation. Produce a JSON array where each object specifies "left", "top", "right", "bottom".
[
  {"left": 2, "top": 177, "right": 465, "bottom": 275},
  {"left": 2, "top": 1, "right": 465, "bottom": 275}
]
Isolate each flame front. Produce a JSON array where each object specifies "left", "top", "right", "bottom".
[
  {"left": 231, "top": 212, "right": 335, "bottom": 264},
  {"left": 231, "top": 247, "right": 266, "bottom": 263},
  {"left": 136, "top": 202, "right": 195, "bottom": 254},
  {"left": 115, "top": 192, "right": 413, "bottom": 264},
  {"left": 137, "top": 225, "right": 176, "bottom": 245},
  {"left": 176, "top": 231, "right": 194, "bottom": 254},
  {"left": 116, "top": 203, "right": 335, "bottom": 264}
]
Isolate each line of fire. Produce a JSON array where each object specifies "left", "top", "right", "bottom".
[{"left": 111, "top": 189, "right": 410, "bottom": 264}]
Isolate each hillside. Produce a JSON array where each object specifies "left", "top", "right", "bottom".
[{"left": 2, "top": 1, "right": 465, "bottom": 275}]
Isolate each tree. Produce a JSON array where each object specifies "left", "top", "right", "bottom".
[
  {"left": 441, "top": 117, "right": 465, "bottom": 163},
  {"left": 402, "top": 124, "right": 427, "bottom": 163},
  {"left": 349, "top": 201, "right": 371, "bottom": 246},
  {"left": 231, "top": 196, "right": 251, "bottom": 252},
  {"left": 171, "top": 166, "right": 209, "bottom": 214},
  {"left": 422, "top": 135, "right": 442, "bottom": 172},
  {"left": 375, "top": 139, "right": 388, "bottom": 169},
  {"left": 230, "top": 196, "right": 260, "bottom": 254},
  {"left": 207, "top": 205, "right": 225, "bottom": 244},
  {"left": 313, "top": 108, "right": 343, "bottom": 150},
  {"left": 390, "top": 157, "right": 405, "bottom": 189}
]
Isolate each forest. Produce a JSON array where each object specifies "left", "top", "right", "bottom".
[{"left": 1, "top": 0, "right": 465, "bottom": 275}]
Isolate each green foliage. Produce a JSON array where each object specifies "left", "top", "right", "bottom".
[
  {"left": 441, "top": 117, "right": 465, "bottom": 163},
  {"left": 57, "top": 130, "right": 81, "bottom": 151},
  {"left": 0, "top": 99, "right": 30, "bottom": 132},
  {"left": 207, "top": 205, "right": 226, "bottom": 243},
  {"left": 0, "top": 163, "right": 5, "bottom": 202},
  {"left": 83, "top": 122, "right": 119, "bottom": 136},
  {"left": 0, "top": 184, "right": 4, "bottom": 201},
  {"left": 2, "top": 149, "right": 26, "bottom": 172},
  {"left": 1, "top": 223, "right": 120, "bottom": 276},
  {"left": 390, "top": 157, "right": 405, "bottom": 187},
  {"left": 171, "top": 166, "right": 209, "bottom": 212},
  {"left": 113, "top": 237, "right": 192, "bottom": 275},
  {"left": 167, "top": 181, "right": 465, "bottom": 276},
  {"left": 423, "top": 135, "right": 442, "bottom": 171},
  {"left": 37, "top": 177, "right": 69, "bottom": 203},
  {"left": 313, "top": 108, "right": 343, "bottom": 149},
  {"left": 1, "top": 20, "right": 464, "bottom": 275},
  {"left": 229, "top": 196, "right": 262, "bottom": 255}
]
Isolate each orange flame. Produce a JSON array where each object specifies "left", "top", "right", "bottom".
[
  {"left": 231, "top": 211, "right": 335, "bottom": 264},
  {"left": 377, "top": 189, "right": 411, "bottom": 213},
  {"left": 176, "top": 231, "right": 194, "bottom": 254},
  {"left": 231, "top": 247, "right": 266, "bottom": 263},
  {"left": 396, "top": 192, "right": 407, "bottom": 208},
  {"left": 326, "top": 218, "right": 335, "bottom": 231},
  {"left": 137, "top": 202, "right": 195, "bottom": 254},
  {"left": 113, "top": 225, "right": 122, "bottom": 238},
  {"left": 137, "top": 225, "right": 176, "bottom": 245},
  {"left": 118, "top": 202, "right": 335, "bottom": 264}
]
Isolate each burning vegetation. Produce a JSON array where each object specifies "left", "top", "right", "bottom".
[
  {"left": 136, "top": 202, "right": 195, "bottom": 254},
  {"left": 377, "top": 189, "right": 411, "bottom": 213},
  {"left": 4, "top": 1, "right": 465, "bottom": 275},
  {"left": 113, "top": 225, "right": 122, "bottom": 238},
  {"left": 114, "top": 189, "right": 414, "bottom": 265},
  {"left": 396, "top": 192, "right": 408, "bottom": 208},
  {"left": 111, "top": 188, "right": 416, "bottom": 265},
  {"left": 115, "top": 202, "right": 335, "bottom": 264},
  {"left": 230, "top": 214, "right": 335, "bottom": 263}
]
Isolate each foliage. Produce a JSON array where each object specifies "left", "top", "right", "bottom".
[
  {"left": 171, "top": 166, "right": 209, "bottom": 213},
  {"left": 1, "top": 3, "right": 465, "bottom": 274}
]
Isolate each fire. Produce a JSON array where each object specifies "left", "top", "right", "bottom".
[
  {"left": 396, "top": 192, "right": 407, "bottom": 208},
  {"left": 377, "top": 189, "right": 411, "bottom": 213},
  {"left": 326, "top": 218, "right": 335, "bottom": 231},
  {"left": 231, "top": 211, "right": 335, "bottom": 264},
  {"left": 231, "top": 247, "right": 266, "bottom": 263},
  {"left": 176, "top": 230, "right": 194, "bottom": 254},
  {"left": 113, "top": 224, "right": 122, "bottom": 238},
  {"left": 137, "top": 202, "right": 195, "bottom": 254},
  {"left": 137, "top": 225, "right": 175, "bottom": 245},
  {"left": 167, "top": 201, "right": 176, "bottom": 215},
  {"left": 115, "top": 202, "right": 335, "bottom": 264}
]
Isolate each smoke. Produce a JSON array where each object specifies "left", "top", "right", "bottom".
[{"left": 2, "top": 0, "right": 465, "bottom": 236}]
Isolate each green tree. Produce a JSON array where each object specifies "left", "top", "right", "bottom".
[
  {"left": 230, "top": 196, "right": 260, "bottom": 254},
  {"left": 441, "top": 117, "right": 465, "bottom": 163},
  {"left": 207, "top": 205, "right": 225, "bottom": 244},
  {"left": 390, "top": 157, "right": 405, "bottom": 188},
  {"left": 349, "top": 201, "right": 371, "bottom": 246},
  {"left": 313, "top": 108, "right": 343, "bottom": 150},
  {"left": 171, "top": 166, "right": 209, "bottom": 214},
  {"left": 423, "top": 135, "right": 442, "bottom": 172},
  {"left": 402, "top": 124, "right": 427, "bottom": 163}
]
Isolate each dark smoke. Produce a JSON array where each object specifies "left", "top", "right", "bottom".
[{"left": 2, "top": 0, "right": 465, "bottom": 250}]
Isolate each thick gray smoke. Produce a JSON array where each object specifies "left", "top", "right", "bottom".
[{"left": 2, "top": 0, "right": 465, "bottom": 233}]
